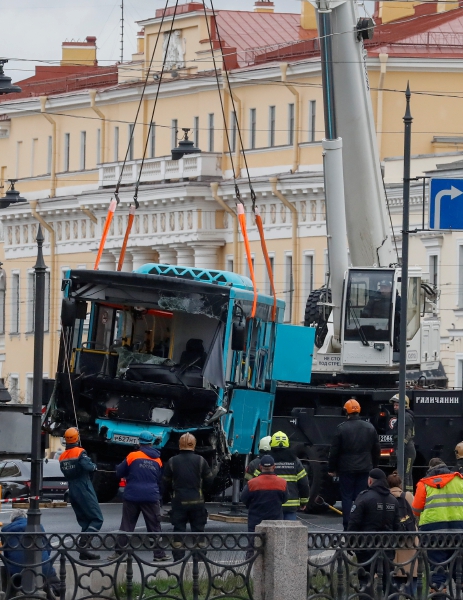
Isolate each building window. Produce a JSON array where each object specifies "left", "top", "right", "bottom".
[
  {"left": 304, "top": 253, "right": 314, "bottom": 304},
  {"left": 9, "top": 375, "right": 19, "bottom": 403},
  {"left": 27, "top": 271, "right": 35, "bottom": 333},
  {"left": 31, "top": 138, "right": 37, "bottom": 177},
  {"left": 128, "top": 124, "right": 135, "bottom": 161},
  {"left": 26, "top": 374, "right": 33, "bottom": 404},
  {"left": 230, "top": 111, "right": 237, "bottom": 153},
  {"left": 114, "top": 127, "right": 119, "bottom": 162},
  {"left": 193, "top": 117, "right": 199, "bottom": 148},
  {"left": 429, "top": 254, "right": 438, "bottom": 287},
  {"left": 308, "top": 100, "right": 316, "bottom": 143},
  {"left": 0, "top": 270, "right": 6, "bottom": 336},
  {"left": 171, "top": 119, "right": 178, "bottom": 150},
  {"left": 96, "top": 128, "right": 101, "bottom": 165},
  {"left": 11, "top": 272, "right": 19, "bottom": 334},
  {"left": 63, "top": 133, "right": 70, "bottom": 172},
  {"left": 264, "top": 254, "right": 275, "bottom": 295},
  {"left": 80, "top": 131, "right": 86, "bottom": 170},
  {"left": 226, "top": 257, "right": 234, "bottom": 273},
  {"left": 208, "top": 114, "right": 215, "bottom": 152},
  {"left": 245, "top": 255, "right": 255, "bottom": 280},
  {"left": 288, "top": 103, "right": 295, "bottom": 146},
  {"left": 269, "top": 106, "right": 276, "bottom": 148},
  {"left": 249, "top": 108, "right": 256, "bottom": 150},
  {"left": 285, "top": 254, "right": 293, "bottom": 322},
  {"left": 149, "top": 123, "right": 156, "bottom": 159},
  {"left": 47, "top": 136, "right": 52, "bottom": 175}
]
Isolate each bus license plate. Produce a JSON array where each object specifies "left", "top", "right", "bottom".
[
  {"left": 379, "top": 435, "right": 393, "bottom": 443},
  {"left": 112, "top": 434, "right": 139, "bottom": 445}
]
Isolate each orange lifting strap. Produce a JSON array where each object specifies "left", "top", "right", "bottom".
[
  {"left": 254, "top": 206, "right": 277, "bottom": 322},
  {"left": 237, "top": 203, "right": 257, "bottom": 318},
  {"left": 117, "top": 205, "right": 136, "bottom": 271},
  {"left": 94, "top": 198, "right": 117, "bottom": 270}
]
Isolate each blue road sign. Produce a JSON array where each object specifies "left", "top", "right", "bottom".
[{"left": 429, "top": 178, "right": 463, "bottom": 230}]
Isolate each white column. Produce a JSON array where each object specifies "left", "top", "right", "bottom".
[
  {"left": 191, "top": 243, "right": 221, "bottom": 270},
  {"left": 120, "top": 251, "right": 133, "bottom": 273},
  {"left": 97, "top": 250, "right": 116, "bottom": 271},
  {"left": 175, "top": 246, "right": 194, "bottom": 267},
  {"left": 157, "top": 247, "right": 177, "bottom": 266},
  {"left": 132, "top": 249, "right": 157, "bottom": 271}
]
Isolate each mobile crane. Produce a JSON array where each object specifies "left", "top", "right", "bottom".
[{"left": 271, "top": 0, "right": 454, "bottom": 510}]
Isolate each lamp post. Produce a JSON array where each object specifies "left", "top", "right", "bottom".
[
  {"left": 397, "top": 84, "right": 413, "bottom": 484},
  {"left": 0, "top": 60, "right": 22, "bottom": 95}
]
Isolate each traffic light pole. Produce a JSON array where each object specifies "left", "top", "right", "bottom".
[{"left": 398, "top": 84, "right": 412, "bottom": 484}]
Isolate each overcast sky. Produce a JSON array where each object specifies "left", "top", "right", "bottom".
[{"left": 1, "top": 0, "right": 302, "bottom": 83}]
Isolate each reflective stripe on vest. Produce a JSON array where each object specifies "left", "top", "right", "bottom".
[
  {"left": 59, "top": 447, "right": 84, "bottom": 461},
  {"left": 420, "top": 477, "right": 463, "bottom": 526},
  {"left": 126, "top": 451, "right": 162, "bottom": 468}
]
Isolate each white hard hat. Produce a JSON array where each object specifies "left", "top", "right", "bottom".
[{"left": 259, "top": 436, "right": 272, "bottom": 453}]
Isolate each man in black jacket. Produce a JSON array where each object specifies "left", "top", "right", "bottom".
[
  {"left": 348, "top": 468, "right": 401, "bottom": 595},
  {"left": 328, "top": 399, "right": 381, "bottom": 530},
  {"left": 162, "top": 433, "right": 214, "bottom": 560}
]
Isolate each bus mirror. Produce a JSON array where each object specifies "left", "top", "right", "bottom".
[
  {"left": 61, "top": 298, "right": 87, "bottom": 327},
  {"left": 231, "top": 322, "right": 246, "bottom": 351}
]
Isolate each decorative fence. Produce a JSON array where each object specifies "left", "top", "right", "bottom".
[
  {"left": 0, "top": 532, "right": 263, "bottom": 600},
  {"left": 307, "top": 532, "right": 463, "bottom": 600}
]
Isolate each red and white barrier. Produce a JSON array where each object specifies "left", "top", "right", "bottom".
[{"left": 0, "top": 496, "right": 41, "bottom": 504}]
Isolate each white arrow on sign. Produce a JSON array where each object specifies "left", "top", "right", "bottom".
[{"left": 434, "top": 186, "right": 463, "bottom": 229}]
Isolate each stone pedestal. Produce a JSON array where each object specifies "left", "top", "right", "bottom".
[{"left": 254, "top": 521, "right": 308, "bottom": 600}]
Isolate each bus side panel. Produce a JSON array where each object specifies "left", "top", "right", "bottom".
[{"left": 224, "top": 389, "right": 274, "bottom": 454}]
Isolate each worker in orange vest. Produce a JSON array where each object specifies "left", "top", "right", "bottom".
[
  {"left": 59, "top": 427, "right": 103, "bottom": 560},
  {"left": 110, "top": 431, "right": 167, "bottom": 562}
]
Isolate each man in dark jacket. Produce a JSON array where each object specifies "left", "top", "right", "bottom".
[
  {"left": 348, "top": 468, "right": 401, "bottom": 595},
  {"left": 245, "top": 436, "right": 272, "bottom": 481},
  {"left": 241, "top": 455, "right": 288, "bottom": 531},
  {"left": 59, "top": 427, "right": 103, "bottom": 560},
  {"left": 2, "top": 509, "right": 60, "bottom": 598},
  {"left": 390, "top": 394, "right": 416, "bottom": 492},
  {"left": 162, "top": 433, "right": 213, "bottom": 560},
  {"left": 267, "top": 431, "right": 309, "bottom": 519},
  {"left": 328, "top": 399, "right": 381, "bottom": 530},
  {"left": 110, "top": 430, "right": 167, "bottom": 561}
]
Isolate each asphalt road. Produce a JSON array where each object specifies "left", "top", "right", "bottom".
[{"left": 0, "top": 502, "right": 343, "bottom": 535}]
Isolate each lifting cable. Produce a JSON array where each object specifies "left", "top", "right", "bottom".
[
  {"left": 204, "top": 0, "right": 277, "bottom": 320},
  {"left": 117, "top": 0, "right": 181, "bottom": 271},
  {"left": 94, "top": 0, "right": 174, "bottom": 270}
]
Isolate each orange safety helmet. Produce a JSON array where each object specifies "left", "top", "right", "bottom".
[
  {"left": 179, "top": 433, "right": 196, "bottom": 451},
  {"left": 344, "top": 399, "right": 361, "bottom": 414},
  {"left": 64, "top": 427, "right": 79, "bottom": 444}
]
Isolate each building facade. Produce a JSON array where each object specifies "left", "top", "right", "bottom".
[{"left": 1, "top": 0, "right": 463, "bottom": 398}]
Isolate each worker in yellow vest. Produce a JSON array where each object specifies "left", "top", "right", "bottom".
[{"left": 413, "top": 458, "right": 463, "bottom": 594}]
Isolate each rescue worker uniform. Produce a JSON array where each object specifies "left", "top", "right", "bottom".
[
  {"left": 162, "top": 433, "right": 213, "bottom": 561},
  {"left": 113, "top": 431, "right": 166, "bottom": 561},
  {"left": 328, "top": 402, "right": 381, "bottom": 530},
  {"left": 412, "top": 460, "right": 463, "bottom": 591},
  {"left": 391, "top": 395, "right": 416, "bottom": 493},
  {"left": 59, "top": 439, "right": 103, "bottom": 560},
  {"left": 241, "top": 457, "right": 288, "bottom": 531},
  {"left": 348, "top": 468, "right": 401, "bottom": 595}
]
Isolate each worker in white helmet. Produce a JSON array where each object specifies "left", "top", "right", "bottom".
[{"left": 245, "top": 436, "right": 272, "bottom": 481}]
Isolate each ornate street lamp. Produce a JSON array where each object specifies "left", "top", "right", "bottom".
[
  {"left": 0, "top": 60, "right": 22, "bottom": 95},
  {"left": 171, "top": 128, "right": 201, "bottom": 160},
  {"left": 0, "top": 180, "right": 28, "bottom": 209}
]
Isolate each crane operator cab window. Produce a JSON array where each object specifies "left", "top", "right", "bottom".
[{"left": 344, "top": 270, "right": 398, "bottom": 344}]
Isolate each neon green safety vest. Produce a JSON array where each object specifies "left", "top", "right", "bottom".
[{"left": 419, "top": 476, "right": 463, "bottom": 526}]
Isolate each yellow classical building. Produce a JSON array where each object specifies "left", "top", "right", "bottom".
[{"left": 1, "top": 0, "right": 463, "bottom": 399}]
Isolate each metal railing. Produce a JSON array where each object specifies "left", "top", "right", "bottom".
[
  {"left": 307, "top": 531, "right": 463, "bottom": 600},
  {"left": 0, "top": 531, "right": 263, "bottom": 600}
]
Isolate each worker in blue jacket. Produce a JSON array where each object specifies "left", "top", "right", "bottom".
[
  {"left": 59, "top": 427, "right": 103, "bottom": 560},
  {"left": 110, "top": 431, "right": 167, "bottom": 562},
  {"left": 2, "top": 509, "right": 60, "bottom": 597}
]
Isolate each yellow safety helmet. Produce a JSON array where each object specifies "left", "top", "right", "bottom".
[
  {"left": 455, "top": 442, "right": 463, "bottom": 459},
  {"left": 390, "top": 393, "right": 410, "bottom": 409},
  {"left": 270, "top": 431, "right": 289, "bottom": 448},
  {"left": 64, "top": 427, "right": 79, "bottom": 444}
]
